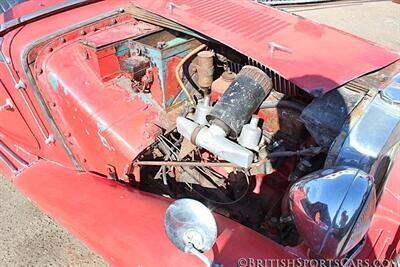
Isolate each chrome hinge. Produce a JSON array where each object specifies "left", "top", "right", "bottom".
[
  {"left": 0, "top": 99, "right": 14, "bottom": 112},
  {"left": 15, "top": 79, "right": 27, "bottom": 90},
  {"left": 44, "top": 135, "right": 56, "bottom": 145}
]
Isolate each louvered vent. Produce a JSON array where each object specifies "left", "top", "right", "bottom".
[{"left": 185, "top": 0, "right": 290, "bottom": 41}]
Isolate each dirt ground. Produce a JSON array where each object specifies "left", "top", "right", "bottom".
[
  {"left": 283, "top": 0, "right": 400, "bottom": 51},
  {"left": 1, "top": 1, "right": 399, "bottom": 266}
]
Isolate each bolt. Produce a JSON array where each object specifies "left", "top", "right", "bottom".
[
  {"left": 156, "top": 42, "right": 167, "bottom": 49},
  {"left": 45, "top": 135, "right": 55, "bottom": 145},
  {"left": 380, "top": 75, "right": 389, "bottom": 82},
  {"left": 79, "top": 30, "right": 86, "bottom": 36}
]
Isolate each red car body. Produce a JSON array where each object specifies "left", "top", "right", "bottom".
[{"left": 0, "top": 1, "right": 399, "bottom": 266}]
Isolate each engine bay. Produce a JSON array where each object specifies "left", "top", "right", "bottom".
[
  {"left": 28, "top": 10, "right": 398, "bottom": 256},
  {"left": 109, "top": 21, "right": 328, "bottom": 246},
  {"left": 130, "top": 37, "right": 322, "bottom": 245}
]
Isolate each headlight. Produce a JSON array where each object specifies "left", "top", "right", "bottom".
[{"left": 289, "top": 167, "right": 376, "bottom": 259}]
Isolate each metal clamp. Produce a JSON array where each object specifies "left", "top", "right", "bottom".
[{"left": 0, "top": 99, "right": 14, "bottom": 112}]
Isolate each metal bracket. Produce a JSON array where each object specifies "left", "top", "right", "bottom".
[
  {"left": 44, "top": 135, "right": 56, "bottom": 145},
  {"left": 15, "top": 79, "right": 27, "bottom": 90},
  {"left": 0, "top": 99, "right": 14, "bottom": 112}
]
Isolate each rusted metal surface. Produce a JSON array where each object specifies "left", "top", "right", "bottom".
[
  {"left": 21, "top": 11, "right": 201, "bottom": 177},
  {"left": 29, "top": 15, "right": 167, "bottom": 176}
]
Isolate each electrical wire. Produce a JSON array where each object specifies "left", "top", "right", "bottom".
[
  {"left": 175, "top": 44, "right": 207, "bottom": 106},
  {"left": 187, "top": 170, "right": 251, "bottom": 205}
]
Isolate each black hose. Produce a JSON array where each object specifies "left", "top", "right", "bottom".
[
  {"left": 260, "top": 100, "right": 306, "bottom": 113},
  {"left": 268, "top": 147, "right": 324, "bottom": 158}
]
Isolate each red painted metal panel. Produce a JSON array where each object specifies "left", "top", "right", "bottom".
[
  {"left": 357, "top": 156, "right": 400, "bottom": 261},
  {"left": 0, "top": 0, "right": 65, "bottom": 24},
  {"left": 0, "top": 135, "right": 37, "bottom": 178},
  {"left": 0, "top": 73, "right": 39, "bottom": 152},
  {"left": 15, "top": 161, "right": 298, "bottom": 266},
  {"left": 1, "top": 1, "right": 398, "bottom": 263},
  {"left": 29, "top": 17, "right": 165, "bottom": 176},
  {"left": 133, "top": 0, "right": 399, "bottom": 94},
  {"left": 2, "top": 1, "right": 130, "bottom": 169}
]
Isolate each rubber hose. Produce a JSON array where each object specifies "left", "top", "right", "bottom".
[{"left": 175, "top": 44, "right": 207, "bottom": 105}]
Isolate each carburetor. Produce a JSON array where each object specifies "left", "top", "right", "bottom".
[{"left": 177, "top": 66, "right": 273, "bottom": 168}]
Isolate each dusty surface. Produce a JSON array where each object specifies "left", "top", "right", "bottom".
[
  {"left": 0, "top": 1, "right": 399, "bottom": 266},
  {"left": 0, "top": 176, "right": 107, "bottom": 266},
  {"left": 285, "top": 0, "right": 400, "bottom": 51}
]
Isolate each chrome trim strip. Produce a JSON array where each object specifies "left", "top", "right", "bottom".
[
  {"left": 327, "top": 74, "right": 400, "bottom": 188},
  {"left": 0, "top": 0, "right": 27, "bottom": 14},
  {"left": 0, "top": 0, "right": 100, "bottom": 35},
  {"left": 0, "top": 37, "right": 50, "bottom": 141}
]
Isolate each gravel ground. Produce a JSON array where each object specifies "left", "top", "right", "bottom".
[
  {"left": 1, "top": 1, "right": 399, "bottom": 266},
  {"left": 0, "top": 176, "right": 107, "bottom": 266},
  {"left": 283, "top": 0, "right": 400, "bottom": 51}
]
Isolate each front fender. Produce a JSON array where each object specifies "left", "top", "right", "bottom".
[{"left": 15, "top": 161, "right": 297, "bottom": 266}]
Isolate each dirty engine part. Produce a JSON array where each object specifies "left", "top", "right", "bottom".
[{"left": 207, "top": 66, "right": 273, "bottom": 138}]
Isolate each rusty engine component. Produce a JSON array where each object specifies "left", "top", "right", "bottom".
[
  {"left": 175, "top": 44, "right": 207, "bottom": 105},
  {"left": 131, "top": 44, "right": 324, "bottom": 243},
  {"left": 176, "top": 66, "right": 273, "bottom": 168},
  {"left": 196, "top": 50, "right": 215, "bottom": 93},
  {"left": 211, "top": 71, "right": 236, "bottom": 96},
  {"left": 134, "top": 58, "right": 315, "bottom": 240},
  {"left": 120, "top": 55, "right": 152, "bottom": 92}
]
